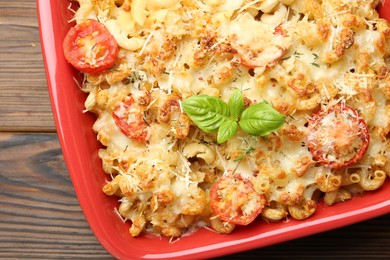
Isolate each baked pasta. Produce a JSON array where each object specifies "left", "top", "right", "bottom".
[{"left": 63, "top": 0, "right": 390, "bottom": 238}]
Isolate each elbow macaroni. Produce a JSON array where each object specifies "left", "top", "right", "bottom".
[{"left": 71, "top": 0, "right": 390, "bottom": 238}]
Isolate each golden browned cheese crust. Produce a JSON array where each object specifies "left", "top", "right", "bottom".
[{"left": 72, "top": 0, "right": 390, "bottom": 238}]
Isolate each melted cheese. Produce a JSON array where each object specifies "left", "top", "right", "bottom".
[{"left": 73, "top": 0, "right": 390, "bottom": 238}]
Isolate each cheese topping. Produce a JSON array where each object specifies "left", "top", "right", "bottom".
[{"left": 71, "top": 0, "right": 390, "bottom": 238}]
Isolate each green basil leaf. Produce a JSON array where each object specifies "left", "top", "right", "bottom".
[
  {"left": 239, "top": 101, "right": 285, "bottom": 136},
  {"left": 228, "top": 89, "right": 244, "bottom": 120},
  {"left": 181, "top": 95, "right": 230, "bottom": 133},
  {"left": 217, "top": 119, "right": 238, "bottom": 144}
]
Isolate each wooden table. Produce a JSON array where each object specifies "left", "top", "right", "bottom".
[{"left": 1, "top": 1, "right": 389, "bottom": 259}]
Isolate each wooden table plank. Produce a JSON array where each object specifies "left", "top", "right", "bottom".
[
  {"left": 0, "top": 132, "right": 111, "bottom": 259},
  {"left": 0, "top": 0, "right": 55, "bottom": 132}
]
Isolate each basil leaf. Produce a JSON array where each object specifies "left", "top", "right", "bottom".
[
  {"left": 228, "top": 89, "right": 244, "bottom": 120},
  {"left": 239, "top": 101, "right": 285, "bottom": 136},
  {"left": 181, "top": 95, "right": 230, "bottom": 133},
  {"left": 217, "top": 119, "right": 238, "bottom": 144}
]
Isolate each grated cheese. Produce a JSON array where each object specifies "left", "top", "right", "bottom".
[{"left": 71, "top": 0, "right": 390, "bottom": 238}]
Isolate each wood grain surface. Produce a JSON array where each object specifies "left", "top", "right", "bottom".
[
  {"left": 0, "top": 0, "right": 389, "bottom": 259},
  {"left": 0, "top": 0, "right": 55, "bottom": 132}
]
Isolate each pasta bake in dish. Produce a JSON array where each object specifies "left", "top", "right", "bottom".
[{"left": 63, "top": 0, "right": 390, "bottom": 238}]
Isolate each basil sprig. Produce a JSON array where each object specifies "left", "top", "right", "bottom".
[
  {"left": 239, "top": 101, "right": 285, "bottom": 136},
  {"left": 179, "top": 94, "right": 230, "bottom": 133},
  {"left": 217, "top": 119, "right": 238, "bottom": 144},
  {"left": 181, "top": 90, "right": 285, "bottom": 143},
  {"left": 228, "top": 89, "right": 245, "bottom": 120}
]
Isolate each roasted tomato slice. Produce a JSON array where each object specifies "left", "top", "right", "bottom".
[
  {"left": 63, "top": 19, "right": 118, "bottom": 74},
  {"left": 112, "top": 96, "right": 150, "bottom": 143},
  {"left": 209, "top": 175, "right": 266, "bottom": 225},
  {"left": 306, "top": 103, "right": 370, "bottom": 169}
]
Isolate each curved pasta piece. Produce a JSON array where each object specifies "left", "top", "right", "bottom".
[{"left": 288, "top": 200, "right": 317, "bottom": 220}]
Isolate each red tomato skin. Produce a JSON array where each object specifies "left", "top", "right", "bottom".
[
  {"left": 209, "top": 175, "right": 266, "bottom": 226},
  {"left": 273, "top": 24, "right": 287, "bottom": 37},
  {"left": 63, "top": 19, "right": 118, "bottom": 74},
  {"left": 307, "top": 104, "right": 370, "bottom": 169},
  {"left": 112, "top": 98, "right": 150, "bottom": 143}
]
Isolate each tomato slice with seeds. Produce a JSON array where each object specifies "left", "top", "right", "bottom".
[
  {"left": 209, "top": 175, "right": 266, "bottom": 225},
  {"left": 63, "top": 19, "right": 118, "bottom": 74},
  {"left": 306, "top": 103, "right": 370, "bottom": 169},
  {"left": 112, "top": 96, "right": 150, "bottom": 143}
]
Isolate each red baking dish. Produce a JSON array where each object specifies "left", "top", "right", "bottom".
[{"left": 37, "top": 1, "right": 390, "bottom": 259}]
